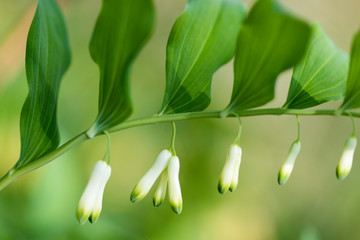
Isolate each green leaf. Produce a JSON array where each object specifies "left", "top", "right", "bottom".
[
  {"left": 283, "top": 24, "right": 349, "bottom": 109},
  {"left": 86, "top": 0, "right": 154, "bottom": 138},
  {"left": 159, "top": 0, "right": 246, "bottom": 115},
  {"left": 339, "top": 30, "right": 360, "bottom": 110},
  {"left": 222, "top": 0, "right": 310, "bottom": 115},
  {"left": 16, "top": 0, "right": 71, "bottom": 169}
]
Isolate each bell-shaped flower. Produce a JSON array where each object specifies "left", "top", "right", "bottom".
[
  {"left": 336, "top": 136, "right": 357, "bottom": 180},
  {"left": 130, "top": 149, "right": 172, "bottom": 202},
  {"left": 278, "top": 140, "right": 301, "bottom": 185},
  {"left": 153, "top": 170, "right": 168, "bottom": 207},
  {"left": 168, "top": 156, "right": 183, "bottom": 214},
  {"left": 77, "top": 160, "right": 111, "bottom": 224},
  {"left": 218, "top": 144, "right": 242, "bottom": 194},
  {"left": 131, "top": 149, "right": 183, "bottom": 214}
]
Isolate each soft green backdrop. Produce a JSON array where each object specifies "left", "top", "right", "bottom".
[{"left": 1, "top": 0, "right": 360, "bottom": 239}]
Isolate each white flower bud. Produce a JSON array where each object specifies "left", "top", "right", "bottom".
[
  {"left": 336, "top": 136, "right": 357, "bottom": 180},
  {"left": 131, "top": 149, "right": 172, "bottom": 202},
  {"left": 229, "top": 147, "right": 242, "bottom": 192},
  {"left": 153, "top": 170, "right": 168, "bottom": 207},
  {"left": 77, "top": 160, "right": 111, "bottom": 225},
  {"left": 168, "top": 156, "right": 182, "bottom": 214},
  {"left": 278, "top": 140, "right": 301, "bottom": 185},
  {"left": 218, "top": 144, "right": 242, "bottom": 194}
]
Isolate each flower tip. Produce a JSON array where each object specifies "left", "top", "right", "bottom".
[
  {"left": 153, "top": 199, "right": 161, "bottom": 207},
  {"left": 130, "top": 190, "right": 142, "bottom": 203},
  {"left": 336, "top": 165, "right": 350, "bottom": 181},
  {"left": 217, "top": 181, "right": 228, "bottom": 194},
  {"left": 88, "top": 212, "right": 100, "bottom": 224},
  {"left": 278, "top": 169, "right": 290, "bottom": 186},
  {"left": 76, "top": 209, "right": 89, "bottom": 225},
  {"left": 153, "top": 197, "right": 163, "bottom": 207},
  {"left": 229, "top": 183, "right": 237, "bottom": 192},
  {"left": 278, "top": 177, "right": 288, "bottom": 186},
  {"left": 170, "top": 203, "right": 182, "bottom": 215}
]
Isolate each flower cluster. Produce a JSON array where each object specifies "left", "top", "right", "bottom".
[
  {"left": 131, "top": 149, "right": 183, "bottom": 214},
  {"left": 74, "top": 130, "right": 358, "bottom": 224}
]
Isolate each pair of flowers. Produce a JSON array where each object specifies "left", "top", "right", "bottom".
[
  {"left": 76, "top": 149, "right": 182, "bottom": 224},
  {"left": 277, "top": 135, "right": 357, "bottom": 185}
]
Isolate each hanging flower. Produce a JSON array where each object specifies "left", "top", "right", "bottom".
[
  {"left": 278, "top": 140, "right": 301, "bottom": 185},
  {"left": 218, "top": 144, "right": 242, "bottom": 194},
  {"left": 153, "top": 170, "right": 168, "bottom": 207},
  {"left": 131, "top": 149, "right": 183, "bottom": 214},
  {"left": 76, "top": 160, "right": 111, "bottom": 224},
  {"left": 130, "top": 149, "right": 172, "bottom": 202},
  {"left": 336, "top": 136, "right": 357, "bottom": 180},
  {"left": 167, "top": 155, "right": 182, "bottom": 214}
]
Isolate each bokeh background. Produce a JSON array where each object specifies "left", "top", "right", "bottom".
[{"left": 1, "top": 0, "right": 360, "bottom": 239}]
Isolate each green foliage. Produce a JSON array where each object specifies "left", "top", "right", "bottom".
[
  {"left": 15, "top": 0, "right": 71, "bottom": 169},
  {"left": 87, "top": 0, "right": 154, "bottom": 137},
  {"left": 340, "top": 30, "right": 360, "bottom": 110},
  {"left": 159, "top": 0, "right": 246, "bottom": 114},
  {"left": 284, "top": 24, "right": 349, "bottom": 109},
  {"left": 3, "top": 0, "right": 360, "bottom": 213},
  {"left": 223, "top": 0, "right": 310, "bottom": 115}
]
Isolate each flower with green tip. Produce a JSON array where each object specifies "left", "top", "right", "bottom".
[
  {"left": 336, "top": 136, "right": 357, "bottom": 180},
  {"left": 76, "top": 160, "right": 111, "bottom": 225},
  {"left": 168, "top": 155, "right": 182, "bottom": 214},
  {"left": 218, "top": 144, "right": 242, "bottom": 194},
  {"left": 131, "top": 149, "right": 183, "bottom": 214},
  {"left": 130, "top": 149, "right": 172, "bottom": 202},
  {"left": 278, "top": 140, "right": 301, "bottom": 185},
  {"left": 153, "top": 171, "right": 168, "bottom": 207}
]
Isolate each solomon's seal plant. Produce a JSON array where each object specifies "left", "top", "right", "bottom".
[{"left": 1, "top": 0, "right": 360, "bottom": 224}]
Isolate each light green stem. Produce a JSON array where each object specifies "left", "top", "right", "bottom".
[
  {"left": 169, "top": 122, "right": 177, "bottom": 155},
  {"left": 0, "top": 108, "right": 358, "bottom": 190},
  {"left": 296, "top": 115, "right": 301, "bottom": 141}
]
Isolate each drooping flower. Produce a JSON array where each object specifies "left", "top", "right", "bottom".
[
  {"left": 77, "top": 160, "right": 111, "bottom": 224},
  {"left": 167, "top": 155, "right": 182, "bottom": 214},
  {"left": 336, "top": 136, "right": 357, "bottom": 180},
  {"left": 278, "top": 140, "right": 301, "bottom": 185},
  {"left": 130, "top": 149, "right": 172, "bottom": 202},
  {"left": 153, "top": 170, "right": 168, "bottom": 207},
  {"left": 218, "top": 144, "right": 242, "bottom": 194},
  {"left": 131, "top": 149, "right": 183, "bottom": 214}
]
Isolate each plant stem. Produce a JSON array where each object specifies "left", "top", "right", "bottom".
[
  {"left": 0, "top": 133, "right": 88, "bottom": 191},
  {"left": 296, "top": 115, "right": 301, "bottom": 141},
  {"left": 169, "top": 122, "right": 177, "bottom": 155},
  {"left": 0, "top": 107, "right": 358, "bottom": 190}
]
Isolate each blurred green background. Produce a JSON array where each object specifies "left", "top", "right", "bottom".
[{"left": 1, "top": 0, "right": 360, "bottom": 239}]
